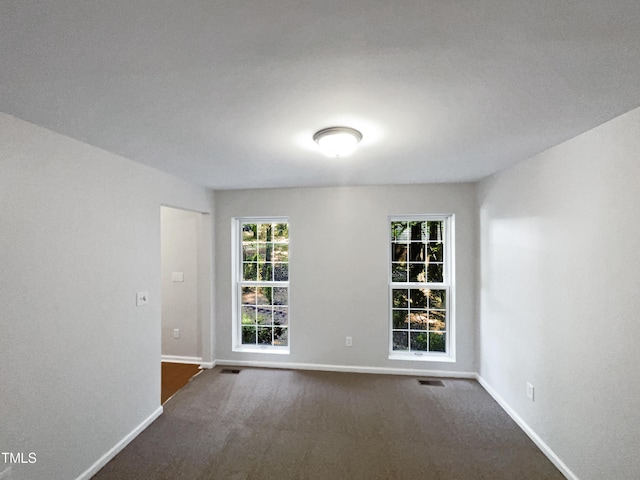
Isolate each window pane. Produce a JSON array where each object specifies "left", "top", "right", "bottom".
[
  {"left": 392, "top": 331, "right": 409, "bottom": 351},
  {"left": 392, "top": 263, "right": 407, "bottom": 282},
  {"left": 426, "top": 221, "right": 443, "bottom": 241},
  {"left": 409, "top": 288, "right": 428, "bottom": 308},
  {"left": 273, "top": 223, "right": 289, "bottom": 242},
  {"left": 410, "top": 332, "right": 429, "bottom": 351},
  {"left": 256, "top": 286, "right": 272, "bottom": 305},
  {"left": 258, "top": 243, "right": 273, "bottom": 261},
  {"left": 258, "top": 262, "right": 273, "bottom": 281},
  {"left": 409, "top": 263, "right": 425, "bottom": 282},
  {"left": 430, "top": 310, "right": 446, "bottom": 331},
  {"left": 274, "top": 243, "right": 288, "bottom": 262},
  {"left": 241, "top": 286, "right": 257, "bottom": 305},
  {"left": 258, "top": 223, "right": 272, "bottom": 242},
  {"left": 429, "top": 332, "right": 446, "bottom": 352},
  {"left": 392, "top": 289, "right": 408, "bottom": 308},
  {"left": 392, "top": 310, "right": 408, "bottom": 329},
  {"left": 273, "top": 287, "right": 288, "bottom": 305},
  {"left": 427, "top": 264, "right": 443, "bottom": 282},
  {"left": 243, "top": 262, "right": 257, "bottom": 281},
  {"left": 257, "top": 307, "right": 272, "bottom": 325},
  {"left": 409, "top": 242, "right": 424, "bottom": 261},
  {"left": 409, "top": 311, "right": 429, "bottom": 330},
  {"left": 241, "top": 306, "right": 256, "bottom": 325},
  {"left": 242, "top": 224, "right": 257, "bottom": 242},
  {"left": 274, "top": 326, "right": 288, "bottom": 346},
  {"left": 410, "top": 222, "right": 424, "bottom": 241},
  {"left": 242, "top": 326, "right": 256, "bottom": 344},
  {"left": 243, "top": 244, "right": 257, "bottom": 261},
  {"left": 257, "top": 326, "right": 272, "bottom": 345},
  {"left": 273, "top": 307, "right": 288, "bottom": 325},
  {"left": 274, "top": 263, "right": 288, "bottom": 281},
  {"left": 392, "top": 243, "right": 407, "bottom": 262},
  {"left": 429, "top": 289, "right": 447, "bottom": 309},
  {"left": 391, "top": 222, "right": 408, "bottom": 241},
  {"left": 427, "top": 242, "right": 443, "bottom": 262}
]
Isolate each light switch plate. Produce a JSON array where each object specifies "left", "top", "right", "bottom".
[{"left": 136, "top": 291, "right": 149, "bottom": 307}]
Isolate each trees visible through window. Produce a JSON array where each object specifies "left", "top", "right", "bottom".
[
  {"left": 235, "top": 220, "right": 289, "bottom": 351},
  {"left": 390, "top": 217, "right": 453, "bottom": 358}
]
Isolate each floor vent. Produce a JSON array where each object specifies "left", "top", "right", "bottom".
[
  {"left": 418, "top": 379, "right": 444, "bottom": 387},
  {"left": 221, "top": 369, "right": 241, "bottom": 374}
]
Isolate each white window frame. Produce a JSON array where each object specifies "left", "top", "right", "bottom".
[
  {"left": 232, "top": 217, "right": 290, "bottom": 354},
  {"left": 388, "top": 214, "right": 455, "bottom": 362}
]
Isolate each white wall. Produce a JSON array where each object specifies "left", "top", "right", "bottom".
[
  {"left": 215, "top": 184, "right": 477, "bottom": 375},
  {"left": 0, "top": 113, "right": 214, "bottom": 480},
  {"left": 478, "top": 106, "right": 640, "bottom": 479},
  {"left": 161, "top": 206, "right": 201, "bottom": 360}
]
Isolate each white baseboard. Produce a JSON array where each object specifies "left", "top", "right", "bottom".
[
  {"left": 75, "top": 406, "right": 162, "bottom": 480},
  {"left": 476, "top": 375, "right": 577, "bottom": 480},
  {"left": 199, "top": 361, "right": 216, "bottom": 369},
  {"left": 161, "top": 355, "right": 203, "bottom": 365},
  {"left": 215, "top": 359, "right": 476, "bottom": 378}
]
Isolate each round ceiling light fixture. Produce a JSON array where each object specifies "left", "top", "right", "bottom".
[{"left": 313, "top": 126, "right": 363, "bottom": 157}]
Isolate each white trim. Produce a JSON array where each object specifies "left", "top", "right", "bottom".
[
  {"left": 476, "top": 375, "right": 578, "bottom": 480},
  {"left": 161, "top": 355, "right": 203, "bottom": 365},
  {"left": 232, "top": 218, "right": 291, "bottom": 352},
  {"left": 75, "top": 406, "right": 162, "bottom": 480},
  {"left": 388, "top": 352, "right": 456, "bottom": 363},
  {"left": 388, "top": 215, "right": 455, "bottom": 360},
  {"left": 199, "top": 361, "right": 216, "bottom": 369},
  {"left": 233, "top": 346, "right": 290, "bottom": 355},
  {"left": 215, "top": 359, "right": 476, "bottom": 378}
]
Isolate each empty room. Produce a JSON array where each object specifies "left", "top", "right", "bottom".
[{"left": 1, "top": 2, "right": 639, "bottom": 479}]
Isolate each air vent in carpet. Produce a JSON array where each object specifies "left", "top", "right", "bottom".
[
  {"left": 221, "top": 369, "right": 241, "bottom": 374},
  {"left": 418, "top": 379, "right": 444, "bottom": 386}
]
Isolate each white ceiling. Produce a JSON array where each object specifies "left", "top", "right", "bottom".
[{"left": 2, "top": 1, "right": 640, "bottom": 190}]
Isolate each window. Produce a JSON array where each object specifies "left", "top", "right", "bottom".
[
  {"left": 389, "top": 216, "right": 454, "bottom": 361},
  {"left": 233, "top": 219, "right": 289, "bottom": 353}
]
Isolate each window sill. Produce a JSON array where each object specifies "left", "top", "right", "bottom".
[
  {"left": 388, "top": 352, "right": 455, "bottom": 363},
  {"left": 233, "top": 345, "right": 290, "bottom": 355}
]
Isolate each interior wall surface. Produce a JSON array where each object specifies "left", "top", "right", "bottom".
[
  {"left": 477, "top": 106, "right": 640, "bottom": 479},
  {"left": 161, "top": 206, "right": 201, "bottom": 359},
  {"left": 215, "top": 183, "right": 477, "bottom": 374},
  {"left": 0, "top": 113, "right": 214, "bottom": 480}
]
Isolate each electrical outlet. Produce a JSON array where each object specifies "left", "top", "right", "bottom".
[
  {"left": 172, "top": 272, "right": 184, "bottom": 282},
  {"left": 345, "top": 336, "right": 353, "bottom": 347},
  {"left": 526, "top": 382, "right": 535, "bottom": 401},
  {"left": 173, "top": 328, "right": 180, "bottom": 339}
]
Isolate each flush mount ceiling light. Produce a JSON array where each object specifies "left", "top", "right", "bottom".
[{"left": 313, "top": 126, "right": 363, "bottom": 157}]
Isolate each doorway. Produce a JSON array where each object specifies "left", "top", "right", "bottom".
[{"left": 160, "top": 206, "right": 213, "bottom": 402}]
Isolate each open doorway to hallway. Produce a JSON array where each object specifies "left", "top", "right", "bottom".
[{"left": 160, "top": 205, "right": 213, "bottom": 403}]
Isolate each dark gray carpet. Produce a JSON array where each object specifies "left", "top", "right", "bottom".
[{"left": 93, "top": 367, "right": 564, "bottom": 479}]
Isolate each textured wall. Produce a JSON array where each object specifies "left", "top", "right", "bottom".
[
  {"left": 161, "top": 206, "right": 201, "bottom": 359},
  {"left": 215, "top": 183, "right": 477, "bottom": 374},
  {"left": 0, "top": 113, "right": 213, "bottom": 480},
  {"left": 478, "top": 106, "right": 640, "bottom": 479}
]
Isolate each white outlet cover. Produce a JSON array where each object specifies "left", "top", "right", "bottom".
[
  {"left": 526, "top": 382, "right": 535, "bottom": 401},
  {"left": 172, "top": 272, "right": 184, "bottom": 282}
]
